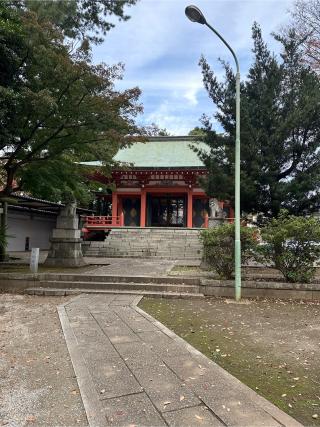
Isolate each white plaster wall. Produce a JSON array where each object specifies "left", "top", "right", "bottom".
[{"left": 7, "top": 211, "right": 57, "bottom": 251}]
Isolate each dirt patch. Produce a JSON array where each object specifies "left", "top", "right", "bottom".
[
  {"left": 139, "top": 297, "right": 320, "bottom": 426},
  {"left": 0, "top": 294, "right": 88, "bottom": 426}
]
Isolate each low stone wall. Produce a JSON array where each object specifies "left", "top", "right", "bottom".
[
  {"left": 1, "top": 271, "right": 320, "bottom": 300},
  {"left": 0, "top": 274, "right": 40, "bottom": 292},
  {"left": 200, "top": 278, "right": 320, "bottom": 300}
]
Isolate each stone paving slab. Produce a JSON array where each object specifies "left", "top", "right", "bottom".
[
  {"left": 162, "top": 405, "right": 224, "bottom": 427},
  {"left": 58, "top": 294, "right": 302, "bottom": 427},
  {"left": 87, "top": 355, "right": 143, "bottom": 399},
  {"left": 132, "top": 363, "right": 201, "bottom": 413},
  {"left": 114, "top": 341, "right": 163, "bottom": 370},
  {"left": 103, "top": 392, "right": 166, "bottom": 426}
]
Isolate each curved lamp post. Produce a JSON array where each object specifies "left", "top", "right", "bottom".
[{"left": 185, "top": 5, "right": 241, "bottom": 301}]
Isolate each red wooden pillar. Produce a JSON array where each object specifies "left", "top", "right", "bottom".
[
  {"left": 112, "top": 192, "right": 118, "bottom": 226},
  {"left": 140, "top": 189, "right": 146, "bottom": 227},
  {"left": 204, "top": 213, "right": 209, "bottom": 228},
  {"left": 118, "top": 197, "right": 124, "bottom": 226},
  {"left": 187, "top": 189, "right": 193, "bottom": 228}
]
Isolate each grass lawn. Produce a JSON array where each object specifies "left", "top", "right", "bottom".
[{"left": 139, "top": 297, "right": 320, "bottom": 426}]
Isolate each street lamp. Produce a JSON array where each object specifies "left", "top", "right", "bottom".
[{"left": 185, "top": 5, "right": 241, "bottom": 301}]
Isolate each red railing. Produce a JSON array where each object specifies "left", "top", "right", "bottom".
[{"left": 82, "top": 214, "right": 124, "bottom": 229}]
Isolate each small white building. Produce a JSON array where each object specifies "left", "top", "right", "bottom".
[{"left": 7, "top": 195, "right": 91, "bottom": 252}]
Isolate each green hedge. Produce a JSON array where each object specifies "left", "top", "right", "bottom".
[
  {"left": 200, "top": 224, "right": 258, "bottom": 279},
  {"left": 259, "top": 211, "right": 320, "bottom": 283}
]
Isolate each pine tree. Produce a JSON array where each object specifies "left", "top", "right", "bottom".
[{"left": 196, "top": 23, "right": 320, "bottom": 217}]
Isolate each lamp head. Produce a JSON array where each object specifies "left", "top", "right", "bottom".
[{"left": 185, "top": 5, "right": 206, "bottom": 25}]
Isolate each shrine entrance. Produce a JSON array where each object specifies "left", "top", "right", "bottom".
[{"left": 148, "top": 195, "right": 186, "bottom": 227}]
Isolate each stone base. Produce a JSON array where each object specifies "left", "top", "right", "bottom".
[
  {"left": 44, "top": 257, "right": 86, "bottom": 267},
  {"left": 208, "top": 217, "right": 224, "bottom": 228},
  {"left": 44, "top": 239, "right": 86, "bottom": 267}
]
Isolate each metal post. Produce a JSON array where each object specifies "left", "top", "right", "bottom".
[
  {"left": 185, "top": 6, "right": 242, "bottom": 299},
  {"left": 235, "top": 72, "right": 241, "bottom": 301},
  {"left": 204, "top": 22, "right": 242, "bottom": 301}
]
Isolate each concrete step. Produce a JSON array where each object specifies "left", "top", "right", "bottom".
[
  {"left": 85, "top": 253, "right": 202, "bottom": 260},
  {"left": 38, "top": 280, "right": 200, "bottom": 293},
  {"left": 40, "top": 274, "right": 199, "bottom": 285},
  {"left": 25, "top": 287, "right": 204, "bottom": 299},
  {"left": 85, "top": 227, "right": 203, "bottom": 260}
]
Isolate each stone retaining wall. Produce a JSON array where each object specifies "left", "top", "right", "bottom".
[
  {"left": 200, "top": 278, "right": 320, "bottom": 300},
  {"left": 1, "top": 272, "right": 320, "bottom": 300}
]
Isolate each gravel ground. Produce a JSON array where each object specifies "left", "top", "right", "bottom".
[
  {"left": 0, "top": 294, "right": 88, "bottom": 427},
  {"left": 140, "top": 297, "right": 320, "bottom": 426}
]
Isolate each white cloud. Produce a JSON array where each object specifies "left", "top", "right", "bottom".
[
  {"left": 145, "top": 100, "right": 192, "bottom": 135},
  {"left": 93, "top": 0, "right": 295, "bottom": 135},
  {"left": 184, "top": 88, "right": 199, "bottom": 106}
]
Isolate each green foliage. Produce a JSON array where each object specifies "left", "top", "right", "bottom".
[
  {"left": 200, "top": 224, "right": 258, "bottom": 279},
  {"left": 24, "top": 0, "right": 138, "bottom": 44},
  {"left": 259, "top": 211, "right": 320, "bottom": 283},
  {"left": 197, "top": 23, "right": 320, "bottom": 216},
  {"left": 0, "top": 3, "right": 142, "bottom": 203},
  {"left": 188, "top": 127, "right": 206, "bottom": 137},
  {"left": 20, "top": 156, "right": 100, "bottom": 204},
  {"left": 143, "top": 123, "right": 170, "bottom": 136}
]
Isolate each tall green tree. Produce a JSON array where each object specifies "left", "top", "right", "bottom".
[
  {"left": 24, "top": 0, "right": 138, "bottom": 44},
  {"left": 0, "top": 3, "right": 142, "bottom": 201},
  {"left": 195, "top": 23, "right": 320, "bottom": 217}
]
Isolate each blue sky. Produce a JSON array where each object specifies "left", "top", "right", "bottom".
[{"left": 93, "top": 0, "right": 294, "bottom": 135}]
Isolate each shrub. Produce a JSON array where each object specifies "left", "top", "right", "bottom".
[
  {"left": 259, "top": 211, "right": 320, "bottom": 283},
  {"left": 200, "top": 224, "right": 258, "bottom": 279}
]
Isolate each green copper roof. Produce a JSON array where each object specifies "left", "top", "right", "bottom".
[
  {"left": 114, "top": 136, "right": 208, "bottom": 168},
  {"left": 79, "top": 136, "right": 209, "bottom": 169}
]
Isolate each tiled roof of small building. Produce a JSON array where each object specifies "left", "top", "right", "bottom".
[{"left": 114, "top": 136, "right": 208, "bottom": 168}]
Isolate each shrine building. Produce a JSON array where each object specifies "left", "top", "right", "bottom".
[{"left": 84, "top": 136, "right": 233, "bottom": 229}]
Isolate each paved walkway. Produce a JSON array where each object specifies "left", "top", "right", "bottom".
[
  {"left": 8, "top": 251, "right": 179, "bottom": 276},
  {"left": 86, "top": 258, "right": 177, "bottom": 276},
  {"left": 58, "top": 294, "right": 301, "bottom": 427}
]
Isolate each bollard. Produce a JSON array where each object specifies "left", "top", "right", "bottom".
[{"left": 30, "top": 248, "right": 39, "bottom": 274}]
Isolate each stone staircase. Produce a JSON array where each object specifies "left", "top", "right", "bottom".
[
  {"left": 83, "top": 227, "right": 203, "bottom": 260},
  {"left": 25, "top": 273, "right": 204, "bottom": 299}
]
